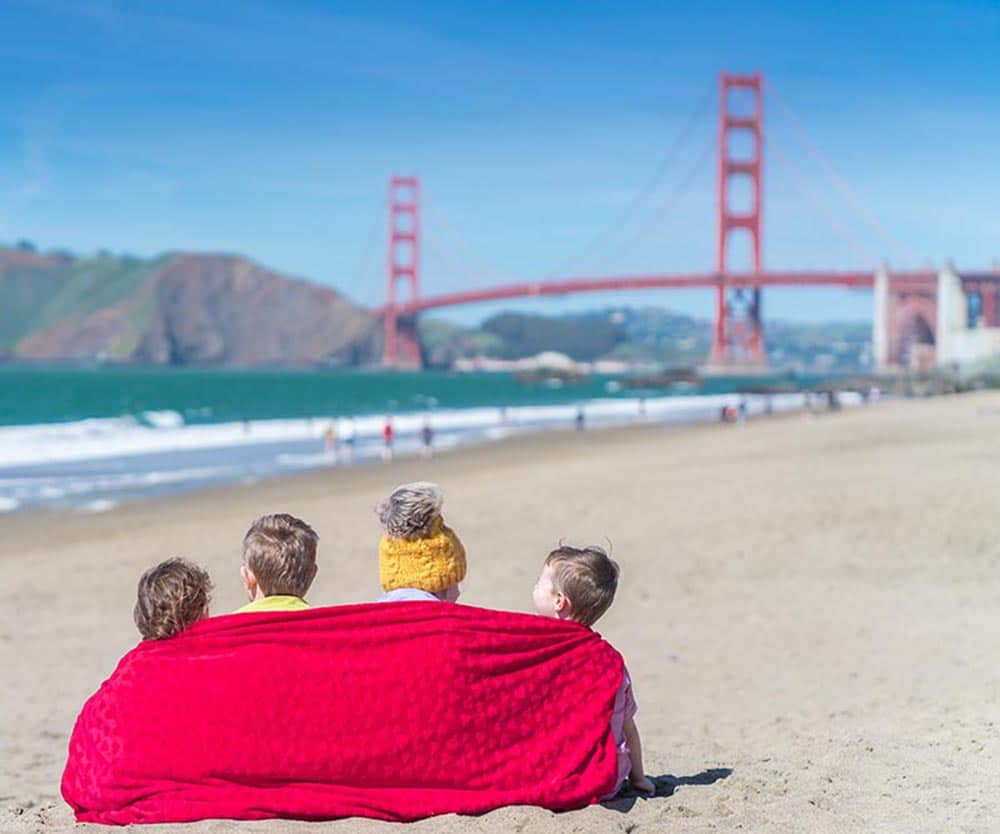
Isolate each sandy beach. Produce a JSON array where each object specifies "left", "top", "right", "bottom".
[{"left": 2, "top": 393, "right": 998, "bottom": 833}]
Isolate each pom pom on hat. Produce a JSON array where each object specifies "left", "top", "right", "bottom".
[{"left": 379, "top": 515, "right": 466, "bottom": 593}]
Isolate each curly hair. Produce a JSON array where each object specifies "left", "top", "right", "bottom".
[
  {"left": 134, "top": 558, "right": 213, "bottom": 641},
  {"left": 376, "top": 481, "right": 444, "bottom": 540}
]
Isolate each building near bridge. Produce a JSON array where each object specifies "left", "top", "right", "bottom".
[{"left": 873, "top": 264, "right": 1000, "bottom": 372}]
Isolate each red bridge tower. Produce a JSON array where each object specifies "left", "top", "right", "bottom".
[
  {"left": 383, "top": 175, "right": 422, "bottom": 367},
  {"left": 711, "top": 72, "right": 765, "bottom": 366}
]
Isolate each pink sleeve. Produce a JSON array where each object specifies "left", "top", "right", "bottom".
[{"left": 619, "top": 665, "right": 637, "bottom": 722}]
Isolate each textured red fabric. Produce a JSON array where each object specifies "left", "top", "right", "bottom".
[{"left": 61, "top": 602, "right": 623, "bottom": 825}]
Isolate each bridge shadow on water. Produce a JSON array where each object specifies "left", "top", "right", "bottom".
[{"left": 602, "top": 767, "right": 733, "bottom": 813}]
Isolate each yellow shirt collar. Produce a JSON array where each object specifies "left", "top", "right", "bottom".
[{"left": 235, "top": 595, "right": 310, "bottom": 614}]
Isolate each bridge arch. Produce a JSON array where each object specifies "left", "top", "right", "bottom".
[{"left": 891, "top": 294, "right": 936, "bottom": 370}]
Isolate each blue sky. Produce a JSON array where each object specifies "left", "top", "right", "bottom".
[{"left": 0, "top": 0, "right": 997, "bottom": 324}]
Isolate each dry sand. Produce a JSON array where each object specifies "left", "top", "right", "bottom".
[{"left": 1, "top": 393, "right": 998, "bottom": 833}]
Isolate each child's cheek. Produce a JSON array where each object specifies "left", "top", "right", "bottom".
[{"left": 531, "top": 588, "right": 553, "bottom": 617}]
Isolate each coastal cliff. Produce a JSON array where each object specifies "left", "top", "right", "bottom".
[{"left": 1, "top": 247, "right": 378, "bottom": 366}]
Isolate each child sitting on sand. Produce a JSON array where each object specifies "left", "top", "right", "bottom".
[
  {"left": 133, "top": 558, "right": 213, "bottom": 640},
  {"left": 375, "top": 481, "right": 466, "bottom": 602},
  {"left": 236, "top": 513, "right": 319, "bottom": 613},
  {"left": 532, "top": 545, "right": 655, "bottom": 798}
]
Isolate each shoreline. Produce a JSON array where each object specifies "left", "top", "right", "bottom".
[
  {"left": 0, "top": 390, "right": 841, "bottom": 514},
  {"left": 0, "top": 397, "right": 818, "bottom": 538}
]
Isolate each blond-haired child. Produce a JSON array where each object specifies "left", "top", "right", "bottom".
[
  {"left": 236, "top": 513, "right": 319, "bottom": 612},
  {"left": 375, "top": 481, "right": 465, "bottom": 602},
  {"left": 133, "top": 558, "right": 212, "bottom": 640},
  {"left": 532, "top": 545, "right": 654, "bottom": 798}
]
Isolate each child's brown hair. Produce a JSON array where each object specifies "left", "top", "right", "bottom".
[
  {"left": 545, "top": 545, "right": 619, "bottom": 626},
  {"left": 134, "top": 558, "right": 212, "bottom": 640},
  {"left": 241, "top": 513, "right": 318, "bottom": 597}
]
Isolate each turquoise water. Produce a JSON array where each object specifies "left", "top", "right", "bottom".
[
  {"left": 0, "top": 366, "right": 842, "bottom": 512},
  {"left": 0, "top": 365, "right": 818, "bottom": 427}
]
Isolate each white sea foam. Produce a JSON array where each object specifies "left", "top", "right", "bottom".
[
  {"left": 0, "top": 393, "right": 825, "bottom": 470},
  {"left": 141, "top": 410, "right": 185, "bottom": 429},
  {"left": 79, "top": 499, "right": 117, "bottom": 513},
  {"left": 275, "top": 452, "right": 338, "bottom": 468},
  {"left": 0, "top": 390, "right": 869, "bottom": 512},
  {"left": 0, "top": 466, "right": 237, "bottom": 508}
]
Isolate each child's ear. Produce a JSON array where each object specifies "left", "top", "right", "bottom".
[
  {"left": 240, "top": 565, "right": 258, "bottom": 600},
  {"left": 554, "top": 592, "right": 571, "bottom": 618}
]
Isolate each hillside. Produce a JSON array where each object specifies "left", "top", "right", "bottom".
[
  {"left": 0, "top": 246, "right": 378, "bottom": 366},
  {"left": 0, "top": 244, "right": 873, "bottom": 371},
  {"left": 420, "top": 308, "right": 873, "bottom": 372}
]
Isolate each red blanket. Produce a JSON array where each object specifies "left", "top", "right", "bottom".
[{"left": 62, "top": 602, "right": 624, "bottom": 824}]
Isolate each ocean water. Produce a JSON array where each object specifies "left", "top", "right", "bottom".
[{"left": 0, "top": 366, "right": 856, "bottom": 512}]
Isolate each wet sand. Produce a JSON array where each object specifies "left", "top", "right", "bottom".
[{"left": 2, "top": 393, "right": 998, "bottom": 833}]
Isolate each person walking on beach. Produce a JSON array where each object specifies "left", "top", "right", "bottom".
[
  {"left": 324, "top": 422, "right": 337, "bottom": 462},
  {"left": 382, "top": 416, "right": 394, "bottom": 462},
  {"left": 420, "top": 418, "right": 434, "bottom": 459},
  {"left": 575, "top": 406, "right": 586, "bottom": 432},
  {"left": 340, "top": 417, "right": 356, "bottom": 463}
]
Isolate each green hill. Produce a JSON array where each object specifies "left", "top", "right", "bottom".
[{"left": 0, "top": 246, "right": 377, "bottom": 366}]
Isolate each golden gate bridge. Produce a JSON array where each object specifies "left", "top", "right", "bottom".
[{"left": 375, "top": 72, "right": 999, "bottom": 370}]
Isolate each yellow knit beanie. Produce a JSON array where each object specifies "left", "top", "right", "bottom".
[{"left": 379, "top": 515, "right": 467, "bottom": 593}]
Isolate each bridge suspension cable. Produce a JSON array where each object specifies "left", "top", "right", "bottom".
[
  {"left": 770, "top": 84, "right": 918, "bottom": 267},
  {"left": 583, "top": 134, "right": 716, "bottom": 274},
  {"left": 422, "top": 229, "right": 488, "bottom": 292},
  {"left": 768, "top": 136, "right": 880, "bottom": 265},
  {"left": 346, "top": 196, "right": 384, "bottom": 307},
  {"left": 422, "top": 192, "right": 518, "bottom": 285},
  {"left": 545, "top": 80, "right": 716, "bottom": 278}
]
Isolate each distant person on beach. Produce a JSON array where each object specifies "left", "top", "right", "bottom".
[
  {"left": 532, "top": 545, "right": 654, "bottom": 798},
  {"left": 324, "top": 422, "right": 337, "bottom": 461},
  {"left": 575, "top": 406, "right": 586, "bottom": 432},
  {"left": 235, "top": 513, "right": 318, "bottom": 613},
  {"left": 375, "top": 481, "right": 466, "bottom": 603},
  {"left": 420, "top": 418, "right": 434, "bottom": 459},
  {"left": 340, "top": 417, "right": 356, "bottom": 463},
  {"left": 382, "top": 417, "right": 394, "bottom": 462},
  {"left": 133, "top": 558, "right": 212, "bottom": 641}
]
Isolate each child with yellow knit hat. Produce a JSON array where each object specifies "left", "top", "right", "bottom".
[{"left": 375, "top": 481, "right": 466, "bottom": 602}]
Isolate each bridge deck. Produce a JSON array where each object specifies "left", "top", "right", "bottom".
[{"left": 379, "top": 269, "right": 939, "bottom": 316}]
